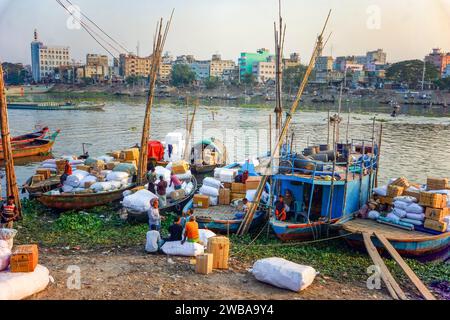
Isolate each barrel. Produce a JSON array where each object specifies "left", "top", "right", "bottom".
[
  {"left": 294, "top": 154, "right": 315, "bottom": 171},
  {"left": 319, "top": 144, "right": 330, "bottom": 151},
  {"left": 319, "top": 150, "right": 336, "bottom": 161},
  {"left": 311, "top": 153, "right": 328, "bottom": 162},
  {"left": 303, "top": 147, "right": 316, "bottom": 156}
]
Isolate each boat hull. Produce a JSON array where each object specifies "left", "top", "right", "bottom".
[
  {"left": 7, "top": 103, "right": 105, "bottom": 111},
  {"left": 0, "top": 139, "right": 55, "bottom": 160},
  {"left": 270, "top": 219, "right": 339, "bottom": 241}
]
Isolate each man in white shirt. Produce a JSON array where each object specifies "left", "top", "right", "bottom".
[{"left": 145, "top": 224, "right": 162, "bottom": 254}]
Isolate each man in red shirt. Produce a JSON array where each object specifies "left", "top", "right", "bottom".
[{"left": 60, "top": 160, "right": 72, "bottom": 186}]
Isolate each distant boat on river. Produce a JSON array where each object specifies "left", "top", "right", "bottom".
[{"left": 7, "top": 101, "right": 105, "bottom": 111}]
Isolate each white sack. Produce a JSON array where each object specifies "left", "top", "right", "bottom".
[
  {"left": 122, "top": 189, "right": 158, "bottom": 213},
  {"left": 209, "top": 196, "right": 218, "bottom": 206},
  {"left": 199, "top": 185, "right": 219, "bottom": 197},
  {"left": 393, "top": 201, "right": 408, "bottom": 210},
  {"left": 394, "top": 196, "right": 418, "bottom": 204},
  {"left": 90, "top": 182, "right": 112, "bottom": 192},
  {"left": 65, "top": 170, "right": 90, "bottom": 187},
  {"left": 0, "top": 229, "right": 17, "bottom": 250},
  {"left": 373, "top": 185, "right": 388, "bottom": 197},
  {"left": 185, "top": 182, "right": 194, "bottom": 195},
  {"left": 406, "top": 213, "right": 425, "bottom": 221},
  {"left": 155, "top": 166, "right": 171, "bottom": 182},
  {"left": 393, "top": 208, "right": 407, "bottom": 218},
  {"left": 251, "top": 257, "right": 316, "bottom": 292},
  {"left": 406, "top": 203, "right": 424, "bottom": 214},
  {"left": 0, "top": 265, "right": 50, "bottom": 300},
  {"left": 79, "top": 175, "right": 97, "bottom": 186},
  {"left": 203, "top": 177, "right": 222, "bottom": 190},
  {"left": 176, "top": 171, "right": 192, "bottom": 181},
  {"left": 97, "top": 155, "right": 114, "bottom": 163},
  {"left": 0, "top": 242, "right": 11, "bottom": 271},
  {"left": 161, "top": 241, "right": 204, "bottom": 257},
  {"left": 368, "top": 210, "right": 380, "bottom": 220},
  {"left": 198, "top": 229, "right": 216, "bottom": 247},
  {"left": 106, "top": 171, "right": 129, "bottom": 182},
  {"left": 246, "top": 190, "right": 257, "bottom": 202},
  {"left": 62, "top": 185, "right": 74, "bottom": 193},
  {"left": 386, "top": 213, "right": 400, "bottom": 223}
]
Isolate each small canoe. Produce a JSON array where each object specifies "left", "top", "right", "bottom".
[
  {"left": 38, "top": 184, "right": 136, "bottom": 211},
  {"left": 337, "top": 217, "right": 450, "bottom": 259},
  {"left": 270, "top": 218, "right": 340, "bottom": 241},
  {"left": 6, "top": 127, "right": 49, "bottom": 146},
  {"left": 126, "top": 176, "right": 198, "bottom": 223},
  {"left": 0, "top": 131, "right": 59, "bottom": 160},
  {"left": 23, "top": 175, "right": 62, "bottom": 198},
  {"left": 7, "top": 102, "right": 105, "bottom": 111}
]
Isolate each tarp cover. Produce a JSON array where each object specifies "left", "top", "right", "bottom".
[{"left": 148, "top": 141, "right": 165, "bottom": 161}]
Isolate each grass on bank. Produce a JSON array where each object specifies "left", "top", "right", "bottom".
[{"left": 15, "top": 200, "right": 449, "bottom": 286}]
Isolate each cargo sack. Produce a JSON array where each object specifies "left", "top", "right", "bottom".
[
  {"left": 0, "top": 229, "right": 17, "bottom": 250},
  {"left": 199, "top": 185, "right": 219, "bottom": 197},
  {"left": 122, "top": 189, "right": 158, "bottom": 213},
  {"left": 65, "top": 170, "right": 90, "bottom": 187},
  {"left": 202, "top": 177, "right": 222, "bottom": 190},
  {"left": 161, "top": 241, "right": 204, "bottom": 257},
  {"left": 251, "top": 257, "right": 317, "bottom": 292},
  {"left": 90, "top": 182, "right": 113, "bottom": 192},
  {"left": 106, "top": 171, "right": 129, "bottom": 182},
  {"left": 198, "top": 229, "right": 216, "bottom": 247},
  {"left": 0, "top": 265, "right": 50, "bottom": 300},
  {"left": 0, "top": 240, "right": 11, "bottom": 271},
  {"left": 113, "top": 163, "right": 137, "bottom": 175}
]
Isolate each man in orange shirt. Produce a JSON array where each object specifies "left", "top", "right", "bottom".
[{"left": 181, "top": 216, "right": 200, "bottom": 244}]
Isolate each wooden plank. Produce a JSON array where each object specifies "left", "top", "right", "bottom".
[
  {"left": 374, "top": 232, "right": 436, "bottom": 300},
  {"left": 362, "top": 232, "right": 407, "bottom": 300}
]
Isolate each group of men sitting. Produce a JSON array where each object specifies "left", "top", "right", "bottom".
[{"left": 146, "top": 198, "right": 200, "bottom": 254}]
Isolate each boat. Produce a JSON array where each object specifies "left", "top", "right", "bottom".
[
  {"left": 269, "top": 141, "right": 378, "bottom": 241},
  {"left": 23, "top": 175, "right": 62, "bottom": 198},
  {"left": 126, "top": 176, "right": 198, "bottom": 223},
  {"left": 0, "top": 130, "right": 60, "bottom": 160},
  {"left": 5, "top": 84, "right": 54, "bottom": 96},
  {"left": 190, "top": 138, "right": 227, "bottom": 174},
  {"left": 336, "top": 216, "right": 450, "bottom": 259},
  {"left": 7, "top": 101, "right": 105, "bottom": 111},
  {"left": 6, "top": 127, "right": 49, "bottom": 146},
  {"left": 37, "top": 184, "right": 136, "bottom": 211}
]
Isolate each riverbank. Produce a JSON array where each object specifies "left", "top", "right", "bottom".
[{"left": 13, "top": 200, "right": 450, "bottom": 300}]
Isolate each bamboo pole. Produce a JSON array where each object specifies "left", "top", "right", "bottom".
[
  {"left": 375, "top": 124, "right": 383, "bottom": 188},
  {"left": 237, "top": 10, "right": 332, "bottom": 235},
  {"left": 0, "top": 64, "right": 22, "bottom": 219},
  {"left": 183, "top": 101, "right": 198, "bottom": 161}
]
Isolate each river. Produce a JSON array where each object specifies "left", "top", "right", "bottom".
[{"left": 3, "top": 96, "right": 450, "bottom": 195}]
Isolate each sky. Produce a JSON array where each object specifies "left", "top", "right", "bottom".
[{"left": 0, "top": 0, "right": 449, "bottom": 65}]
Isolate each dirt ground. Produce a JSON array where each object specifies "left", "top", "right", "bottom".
[{"left": 30, "top": 247, "right": 395, "bottom": 300}]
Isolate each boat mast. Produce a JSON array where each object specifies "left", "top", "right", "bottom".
[
  {"left": 274, "top": 0, "right": 286, "bottom": 152},
  {"left": 0, "top": 64, "right": 22, "bottom": 218},
  {"left": 137, "top": 12, "right": 174, "bottom": 185}
]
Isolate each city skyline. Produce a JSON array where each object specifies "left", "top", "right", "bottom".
[{"left": 1, "top": 0, "right": 450, "bottom": 65}]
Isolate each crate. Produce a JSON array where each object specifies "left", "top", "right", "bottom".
[
  {"left": 207, "top": 236, "right": 230, "bottom": 270},
  {"left": 110, "top": 151, "right": 122, "bottom": 160},
  {"left": 425, "top": 207, "right": 449, "bottom": 221},
  {"left": 424, "top": 219, "right": 448, "bottom": 233},
  {"left": 31, "top": 174, "right": 45, "bottom": 184},
  {"left": 427, "top": 177, "right": 448, "bottom": 191},
  {"left": 56, "top": 160, "right": 66, "bottom": 174},
  {"left": 195, "top": 253, "right": 213, "bottom": 275},
  {"left": 387, "top": 185, "right": 404, "bottom": 198},
  {"left": 10, "top": 244, "right": 38, "bottom": 273},
  {"left": 391, "top": 177, "right": 410, "bottom": 189},
  {"left": 403, "top": 189, "right": 421, "bottom": 200},
  {"left": 231, "top": 192, "right": 246, "bottom": 201},
  {"left": 193, "top": 194, "right": 210, "bottom": 209},
  {"left": 378, "top": 196, "right": 394, "bottom": 205},
  {"left": 219, "top": 188, "right": 231, "bottom": 205},
  {"left": 231, "top": 183, "right": 246, "bottom": 193},
  {"left": 76, "top": 165, "right": 91, "bottom": 173},
  {"left": 170, "top": 189, "right": 186, "bottom": 201},
  {"left": 36, "top": 168, "right": 51, "bottom": 180},
  {"left": 419, "top": 192, "right": 447, "bottom": 209},
  {"left": 122, "top": 148, "right": 139, "bottom": 161},
  {"left": 245, "top": 176, "right": 262, "bottom": 191},
  {"left": 171, "top": 160, "right": 189, "bottom": 175}
]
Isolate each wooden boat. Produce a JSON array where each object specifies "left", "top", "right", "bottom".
[
  {"left": 6, "top": 127, "right": 49, "bottom": 146},
  {"left": 23, "top": 175, "right": 62, "bottom": 198},
  {"left": 38, "top": 184, "right": 136, "bottom": 211},
  {"left": 126, "top": 176, "right": 198, "bottom": 223},
  {"left": 5, "top": 84, "right": 54, "bottom": 96},
  {"left": 7, "top": 101, "right": 105, "bottom": 111},
  {"left": 336, "top": 217, "right": 450, "bottom": 259},
  {"left": 190, "top": 138, "right": 227, "bottom": 174},
  {"left": 0, "top": 131, "right": 59, "bottom": 160}
]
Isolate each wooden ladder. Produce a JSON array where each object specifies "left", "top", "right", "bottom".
[{"left": 362, "top": 232, "right": 436, "bottom": 300}]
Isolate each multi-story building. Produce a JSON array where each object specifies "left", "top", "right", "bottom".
[
  {"left": 314, "top": 70, "right": 344, "bottom": 84},
  {"left": 239, "top": 48, "right": 273, "bottom": 79},
  {"left": 315, "top": 56, "right": 334, "bottom": 72},
  {"left": 174, "top": 55, "right": 195, "bottom": 65},
  {"left": 282, "top": 53, "right": 301, "bottom": 69},
  {"left": 30, "top": 30, "right": 70, "bottom": 82},
  {"left": 159, "top": 63, "right": 172, "bottom": 83},
  {"left": 444, "top": 64, "right": 450, "bottom": 78},
  {"left": 190, "top": 60, "right": 210, "bottom": 81},
  {"left": 367, "top": 49, "right": 387, "bottom": 65},
  {"left": 119, "top": 54, "right": 152, "bottom": 78},
  {"left": 252, "top": 56, "right": 276, "bottom": 83},
  {"left": 84, "top": 54, "right": 109, "bottom": 81},
  {"left": 209, "top": 54, "right": 235, "bottom": 80},
  {"left": 425, "top": 48, "right": 450, "bottom": 76}
]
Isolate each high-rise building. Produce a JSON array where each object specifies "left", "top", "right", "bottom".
[
  {"left": 367, "top": 49, "right": 387, "bottom": 65},
  {"left": 425, "top": 48, "right": 450, "bottom": 76},
  {"left": 30, "top": 29, "right": 70, "bottom": 82},
  {"left": 190, "top": 60, "right": 210, "bottom": 81},
  {"left": 239, "top": 48, "right": 273, "bottom": 79},
  {"left": 119, "top": 54, "right": 152, "bottom": 78}
]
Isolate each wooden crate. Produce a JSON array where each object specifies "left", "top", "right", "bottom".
[
  {"left": 427, "top": 177, "right": 448, "bottom": 191},
  {"left": 230, "top": 192, "right": 246, "bottom": 201},
  {"left": 424, "top": 219, "right": 448, "bottom": 233},
  {"left": 171, "top": 160, "right": 189, "bottom": 174},
  {"left": 387, "top": 185, "right": 404, "bottom": 198},
  {"left": 195, "top": 253, "right": 213, "bottom": 275},
  {"left": 31, "top": 174, "right": 45, "bottom": 184},
  {"left": 419, "top": 192, "right": 447, "bottom": 209},
  {"left": 76, "top": 165, "right": 91, "bottom": 173},
  {"left": 403, "top": 189, "right": 420, "bottom": 200},
  {"left": 231, "top": 183, "right": 246, "bottom": 193},
  {"left": 391, "top": 177, "right": 410, "bottom": 189},
  {"left": 219, "top": 188, "right": 231, "bottom": 205},
  {"left": 10, "top": 244, "right": 38, "bottom": 273},
  {"left": 425, "top": 207, "right": 449, "bottom": 221},
  {"left": 122, "top": 148, "right": 139, "bottom": 161},
  {"left": 246, "top": 176, "right": 262, "bottom": 191},
  {"left": 36, "top": 168, "right": 51, "bottom": 180},
  {"left": 207, "top": 236, "right": 230, "bottom": 270},
  {"left": 378, "top": 196, "right": 394, "bottom": 205}
]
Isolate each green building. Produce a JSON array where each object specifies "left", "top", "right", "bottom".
[{"left": 239, "top": 48, "right": 272, "bottom": 79}]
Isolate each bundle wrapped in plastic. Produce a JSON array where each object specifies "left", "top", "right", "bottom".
[
  {"left": 100, "top": 170, "right": 112, "bottom": 178},
  {"left": 214, "top": 168, "right": 238, "bottom": 183},
  {"left": 109, "top": 180, "right": 122, "bottom": 190},
  {"left": 246, "top": 190, "right": 257, "bottom": 202},
  {"left": 97, "top": 155, "right": 114, "bottom": 163},
  {"left": 155, "top": 166, "right": 171, "bottom": 182},
  {"left": 199, "top": 185, "right": 219, "bottom": 197},
  {"left": 79, "top": 175, "right": 98, "bottom": 187},
  {"left": 90, "top": 182, "right": 113, "bottom": 192},
  {"left": 393, "top": 201, "right": 408, "bottom": 210},
  {"left": 62, "top": 185, "right": 74, "bottom": 193},
  {"left": 198, "top": 229, "right": 216, "bottom": 247},
  {"left": 106, "top": 171, "right": 129, "bottom": 182},
  {"left": 406, "top": 213, "right": 425, "bottom": 221},
  {"left": 203, "top": 177, "right": 222, "bottom": 190},
  {"left": 405, "top": 203, "right": 424, "bottom": 214},
  {"left": 0, "top": 229, "right": 17, "bottom": 250},
  {"left": 65, "top": 170, "right": 90, "bottom": 187},
  {"left": 0, "top": 240, "right": 11, "bottom": 271},
  {"left": 161, "top": 241, "right": 204, "bottom": 257},
  {"left": 113, "top": 163, "right": 136, "bottom": 175},
  {"left": 185, "top": 182, "right": 194, "bottom": 195},
  {"left": 393, "top": 208, "right": 407, "bottom": 218},
  {"left": 176, "top": 170, "right": 192, "bottom": 181},
  {"left": 122, "top": 189, "right": 158, "bottom": 213},
  {"left": 373, "top": 185, "right": 388, "bottom": 197},
  {"left": 209, "top": 196, "right": 218, "bottom": 206},
  {"left": 386, "top": 212, "right": 400, "bottom": 223},
  {"left": 394, "top": 196, "right": 418, "bottom": 204},
  {"left": 368, "top": 210, "right": 380, "bottom": 220}
]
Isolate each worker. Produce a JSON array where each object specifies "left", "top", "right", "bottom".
[
  {"left": 0, "top": 196, "right": 19, "bottom": 229},
  {"left": 242, "top": 198, "right": 250, "bottom": 214},
  {"left": 181, "top": 208, "right": 193, "bottom": 228},
  {"left": 165, "top": 216, "right": 184, "bottom": 242},
  {"left": 147, "top": 167, "right": 157, "bottom": 194},
  {"left": 145, "top": 224, "right": 163, "bottom": 254},
  {"left": 168, "top": 144, "right": 173, "bottom": 159},
  {"left": 274, "top": 195, "right": 287, "bottom": 222},
  {"left": 60, "top": 159, "right": 72, "bottom": 186},
  {"left": 156, "top": 176, "right": 168, "bottom": 207},
  {"left": 169, "top": 173, "right": 182, "bottom": 190},
  {"left": 284, "top": 190, "right": 295, "bottom": 220},
  {"left": 181, "top": 216, "right": 199, "bottom": 244},
  {"left": 148, "top": 198, "right": 162, "bottom": 231}
]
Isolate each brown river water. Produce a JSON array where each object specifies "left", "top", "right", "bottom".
[{"left": 2, "top": 97, "right": 450, "bottom": 196}]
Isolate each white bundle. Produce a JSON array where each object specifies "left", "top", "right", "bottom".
[
  {"left": 444, "top": 216, "right": 450, "bottom": 232},
  {"left": 199, "top": 185, "right": 219, "bottom": 197},
  {"left": 0, "top": 229, "right": 17, "bottom": 250},
  {"left": 161, "top": 241, "right": 204, "bottom": 257},
  {"left": 185, "top": 182, "right": 194, "bottom": 195},
  {"left": 65, "top": 170, "right": 90, "bottom": 187},
  {"left": 97, "top": 155, "right": 114, "bottom": 163},
  {"left": 406, "top": 213, "right": 425, "bottom": 221},
  {"left": 405, "top": 203, "right": 424, "bottom": 214},
  {"left": 155, "top": 166, "right": 171, "bottom": 182},
  {"left": 106, "top": 171, "right": 129, "bottom": 182},
  {"left": 214, "top": 168, "right": 237, "bottom": 183},
  {"left": 62, "top": 185, "right": 74, "bottom": 193},
  {"left": 122, "top": 189, "right": 158, "bottom": 212},
  {"left": 176, "top": 170, "right": 192, "bottom": 181},
  {"left": 109, "top": 181, "right": 122, "bottom": 190},
  {"left": 251, "top": 258, "right": 317, "bottom": 292},
  {"left": 79, "top": 175, "right": 97, "bottom": 186},
  {"left": 40, "top": 163, "right": 57, "bottom": 169},
  {"left": 73, "top": 188, "right": 86, "bottom": 193},
  {"left": 373, "top": 185, "right": 388, "bottom": 197},
  {"left": 394, "top": 196, "right": 417, "bottom": 204},
  {"left": 393, "top": 208, "right": 407, "bottom": 218},
  {"left": 246, "top": 189, "right": 257, "bottom": 202},
  {"left": 203, "top": 177, "right": 222, "bottom": 190},
  {"left": 386, "top": 212, "right": 400, "bottom": 223},
  {"left": 368, "top": 210, "right": 380, "bottom": 220},
  {"left": 0, "top": 265, "right": 50, "bottom": 300},
  {"left": 0, "top": 240, "right": 11, "bottom": 271},
  {"left": 400, "top": 218, "right": 423, "bottom": 226},
  {"left": 198, "top": 229, "right": 216, "bottom": 247},
  {"left": 100, "top": 170, "right": 112, "bottom": 178},
  {"left": 393, "top": 201, "right": 408, "bottom": 210},
  {"left": 209, "top": 196, "right": 218, "bottom": 206},
  {"left": 90, "top": 182, "right": 112, "bottom": 192}
]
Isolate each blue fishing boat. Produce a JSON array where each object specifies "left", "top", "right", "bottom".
[{"left": 268, "top": 140, "right": 378, "bottom": 241}]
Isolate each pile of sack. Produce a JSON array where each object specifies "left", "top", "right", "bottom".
[
  {"left": 198, "top": 177, "right": 222, "bottom": 206},
  {"left": 388, "top": 196, "right": 425, "bottom": 227},
  {"left": 39, "top": 158, "right": 84, "bottom": 173}
]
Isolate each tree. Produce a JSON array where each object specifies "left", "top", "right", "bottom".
[
  {"left": 171, "top": 64, "right": 195, "bottom": 87},
  {"left": 242, "top": 73, "right": 256, "bottom": 86},
  {"left": 2, "top": 62, "right": 29, "bottom": 85},
  {"left": 386, "top": 60, "right": 439, "bottom": 88},
  {"left": 204, "top": 76, "right": 221, "bottom": 89},
  {"left": 435, "top": 77, "right": 450, "bottom": 91},
  {"left": 283, "top": 65, "right": 307, "bottom": 94}
]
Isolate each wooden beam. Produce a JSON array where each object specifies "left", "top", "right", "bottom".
[
  {"left": 374, "top": 232, "right": 436, "bottom": 300},
  {"left": 362, "top": 232, "right": 407, "bottom": 300}
]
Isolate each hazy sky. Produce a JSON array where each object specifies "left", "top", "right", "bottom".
[{"left": 1, "top": 0, "right": 449, "bottom": 65}]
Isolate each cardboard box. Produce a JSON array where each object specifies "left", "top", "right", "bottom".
[
  {"left": 170, "top": 189, "right": 186, "bottom": 201},
  {"left": 193, "top": 194, "right": 210, "bottom": 209},
  {"left": 36, "top": 168, "right": 51, "bottom": 180},
  {"left": 10, "top": 244, "right": 39, "bottom": 273},
  {"left": 419, "top": 192, "right": 447, "bottom": 209},
  {"left": 424, "top": 219, "right": 448, "bottom": 233},
  {"left": 427, "top": 177, "right": 448, "bottom": 191},
  {"left": 76, "top": 165, "right": 91, "bottom": 173},
  {"left": 425, "top": 207, "right": 449, "bottom": 221},
  {"left": 172, "top": 160, "right": 189, "bottom": 174},
  {"left": 219, "top": 188, "right": 231, "bottom": 205},
  {"left": 231, "top": 183, "right": 246, "bottom": 193},
  {"left": 195, "top": 253, "right": 213, "bottom": 275},
  {"left": 231, "top": 192, "right": 246, "bottom": 201},
  {"left": 122, "top": 148, "right": 139, "bottom": 161},
  {"left": 246, "top": 176, "right": 262, "bottom": 190}
]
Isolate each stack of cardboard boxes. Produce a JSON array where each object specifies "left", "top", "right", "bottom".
[{"left": 421, "top": 177, "right": 449, "bottom": 232}]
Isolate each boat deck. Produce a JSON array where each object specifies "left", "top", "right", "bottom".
[
  {"left": 194, "top": 205, "right": 241, "bottom": 220},
  {"left": 341, "top": 219, "right": 444, "bottom": 242}
]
